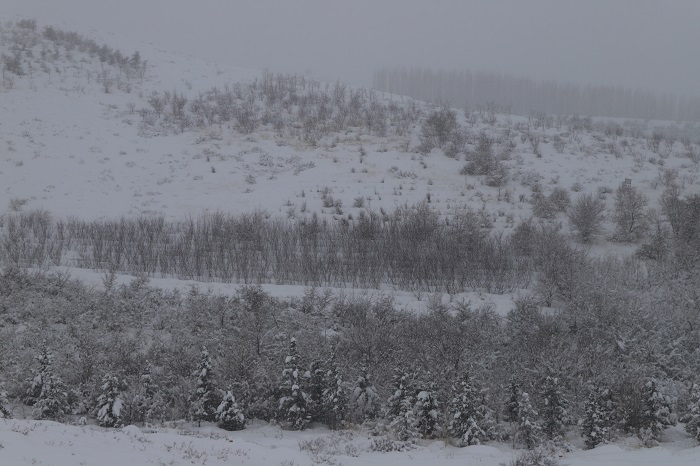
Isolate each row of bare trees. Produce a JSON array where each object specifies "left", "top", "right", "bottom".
[
  {"left": 373, "top": 66, "right": 700, "bottom": 121},
  {"left": 1, "top": 205, "right": 534, "bottom": 294},
  {"left": 3, "top": 192, "right": 699, "bottom": 295}
]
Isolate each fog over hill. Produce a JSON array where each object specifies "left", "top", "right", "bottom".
[
  {"left": 3, "top": 0, "right": 700, "bottom": 97},
  {"left": 373, "top": 66, "right": 700, "bottom": 121}
]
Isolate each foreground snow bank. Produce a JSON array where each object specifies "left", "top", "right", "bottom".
[{"left": 2, "top": 419, "right": 700, "bottom": 466}]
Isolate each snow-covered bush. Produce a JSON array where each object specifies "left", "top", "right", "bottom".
[
  {"left": 369, "top": 436, "right": 415, "bottom": 453},
  {"left": 532, "top": 191, "right": 558, "bottom": 219},
  {"left": 349, "top": 365, "right": 379, "bottom": 423},
  {"left": 0, "top": 384, "right": 12, "bottom": 418},
  {"left": 612, "top": 182, "right": 648, "bottom": 242},
  {"left": 461, "top": 132, "right": 508, "bottom": 186},
  {"left": 508, "top": 447, "right": 562, "bottom": 466},
  {"left": 418, "top": 106, "right": 461, "bottom": 156},
  {"left": 549, "top": 187, "right": 571, "bottom": 212},
  {"left": 96, "top": 374, "right": 126, "bottom": 428},
  {"left": 568, "top": 192, "right": 606, "bottom": 243},
  {"left": 216, "top": 390, "right": 245, "bottom": 431}
]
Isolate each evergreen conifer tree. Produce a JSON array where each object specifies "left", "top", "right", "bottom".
[
  {"left": 581, "top": 384, "right": 615, "bottom": 449},
  {"left": 191, "top": 347, "right": 218, "bottom": 425},
  {"left": 638, "top": 380, "right": 673, "bottom": 442},
  {"left": 350, "top": 363, "right": 379, "bottom": 422},
  {"left": 0, "top": 384, "right": 11, "bottom": 418},
  {"left": 216, "top": 390, "right": 246, "bottom": 431},
  {"left": 33, "top": 372, "right": 69, "bottom": 421},
  {"left": 513, "top": 388, "right": 541, "bottom": 449},
  {"left": 505, "top": 378, "right": 522, "bottom": 423},
  {"left": 96, "top": 374, "right": 126, "bottom": 428},
  {"left": 307, "top": 359, "right": 326, "bottom": 424},
  {"left": 414, "top": 381, "right": 440, "bottom": 439},
  {"left": 387, "top": 368, "right": 411, "bottom": 418},
  {"left": 448, "top": 373, "right": 489, "bottom": 446},
  {"left": 25, "top": 341, "right": 53, "bottom": 406},
  {"left": 278, "top": 337, "right": 310, "bottom": 430},
  {"left": 321, "top": 344, "right": 347, "bottom": 430},
  {"left": 684, "top": 383, "right": 700, "bottom": 442},
  {"left": 137, "top": 363, "right": 165, "bottom": 425},
  {"left": 387, "top": 368, "right": 417, "bottom": 441},
  {"left": 27, "top": 342, "right": 69, "bottom": 420},
  {"left": 518, "top": 391, "right": 541, "bottom": 449},
  {"left": 540, "top": 374, "right": 570, "bottom": 440}
]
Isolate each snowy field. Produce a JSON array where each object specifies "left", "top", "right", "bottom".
[{"left": 2, "top": 419, "right": 700, "bottom": 466}]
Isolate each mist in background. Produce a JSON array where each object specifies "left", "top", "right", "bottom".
[{"left": 3, "top": 0, "right": 699, "bottom": 98}]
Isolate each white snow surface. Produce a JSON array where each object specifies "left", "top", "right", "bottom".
[{"left": 1, "top": 419, "right": 700, "bottom": 466}]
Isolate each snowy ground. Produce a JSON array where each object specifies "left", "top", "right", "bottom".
[{"left": 2, "top": 419, "right": 700, "bottom": 466}]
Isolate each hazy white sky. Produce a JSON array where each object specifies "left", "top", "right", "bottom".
[{"left": 4, "top": 0, "right": 699, "bottom": 96}]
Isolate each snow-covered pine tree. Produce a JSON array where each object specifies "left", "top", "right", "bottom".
[
  {"left": 307, "top": 359, "right": 326, "bottom": 424},
  {"left": 191, "top": 347, "right": 218, "bottom": 426},
  {"left": 505, "top": 378, "right": 522, "bottom": 423},
  {"left": 137, "top": 362, "right": 165, "bottom": 424},
  {"left": 414, "top": 380, "right": 440, "bottom": 439},
  {"left": 387, "top": 368, "right": 418, "bottom": 441},
  {"left": 321, "top": 344, "right": 347, "bottom": 430},
  {"left": 387, "top": 368, "right": 411, "bottom": 418},
  {"left": 28, "top": 342, "right": 69, "bottom": 420},
  {"left": 25, "top": 341, "right": 53, "bottom": 406},
  {"left": 33, "top": 371, "right": 69, "bottom": 421},
  {"left": 216, "top": 390, "right": 246, "bottom": 431},
  {"left": 0, "top": 384, "right": 11, "bottom": 418},
  {"left": 638, "top": 379, "right": 673, "bottom": 443},
  {"left": 350, "top": 363, "right": 379, "bottom": 422},
  {"left": 448, "top": 373, "right": 489, "bottom": 446},
  {"left": 512, "top": 387, "right": 541, "bottom": 450},
  {"left": 684, "top": 383, "right": 700, "bottom": 442},
  {"left": 581, "top": 383, "right": 615, "bottom": 449},
  {"left": 518, "top": 391, "right": 542, "bottom": 449},
  {"left": 540, "top": 374, "right": 570, "bottom": 440},
  {"left": 96, "top": 374, "right": 126, "bottom": 428},
  {"left": 278, "top": 337, "right": 310, "bottom": 430}
]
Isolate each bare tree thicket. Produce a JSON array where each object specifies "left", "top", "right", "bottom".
[
  {"left": 0, "top": 206, "right": 533, "bottom": 294},
  {"left": 568, "top": 193, "right": 606, "bottom": 243},
  {"left": 137, "top": 71, "right": 422, "bottom": 142}
]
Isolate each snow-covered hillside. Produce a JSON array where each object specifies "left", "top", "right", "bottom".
[{"left": 1, "top": 19, "right": 697, "bottom": 224}]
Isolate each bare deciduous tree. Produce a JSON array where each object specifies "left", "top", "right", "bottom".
[{"left": 568, "top": 193, "right": 606, "bottom": 243}]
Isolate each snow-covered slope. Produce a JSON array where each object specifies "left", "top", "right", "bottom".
[{"left": 1, "top": 19, "right": 697, "bottom": 226}]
